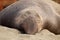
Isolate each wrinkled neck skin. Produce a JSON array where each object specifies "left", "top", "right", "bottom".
[
  {"left": 0, "top": 0, "right": 60, "bottom": 34},
  {"left": 37, "top": 0, "right": 60, "bottom": 34},
  {"left": 38, "top": 1, "right": 60, "bottom": 34}
]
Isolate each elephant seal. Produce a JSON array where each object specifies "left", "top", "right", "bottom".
[{"left": 0, "top": 0, "right": 60, "bottom": 34}]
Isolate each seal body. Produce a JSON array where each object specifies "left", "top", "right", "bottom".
[{"left": 0, "top": 0, "right": 60, "bottom": 34}]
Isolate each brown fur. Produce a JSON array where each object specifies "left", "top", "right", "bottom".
[{"left": 53, "top": 0, "right": 60, "bottom": 4}]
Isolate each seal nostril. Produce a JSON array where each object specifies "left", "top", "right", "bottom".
[{"left": 19, "top": 16, "right": 39, "bottom": 34}]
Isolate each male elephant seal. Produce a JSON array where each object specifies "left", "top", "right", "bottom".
[{"left": 0, "top": 0, "right": 60, "bottom": 34}]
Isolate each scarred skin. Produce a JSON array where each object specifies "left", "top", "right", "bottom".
[
  {"left": 0, "top": 0, "right": 60, "bottom": 34},
  {"left": 0, "top": 0, "right": 17, "bottom": 11}
]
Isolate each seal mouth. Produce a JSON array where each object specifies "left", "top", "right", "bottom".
[{"left": 20, "top": 17, "right": 38, "bottom": 34}]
